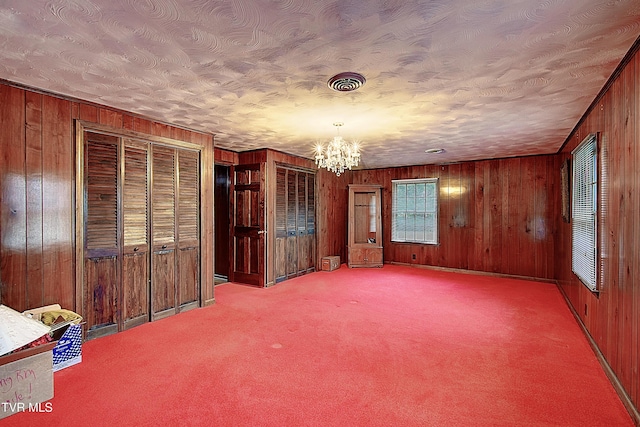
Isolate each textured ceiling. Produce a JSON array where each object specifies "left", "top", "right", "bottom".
[{"left": 1, "top": 1, "right": 639, "bottom": 169}]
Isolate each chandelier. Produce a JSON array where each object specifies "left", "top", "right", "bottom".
[{"left": 314, "top": 123, "right": 361, "bottom": 176}]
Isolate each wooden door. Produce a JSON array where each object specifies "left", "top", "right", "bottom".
[
  {"left": 302, "top": 173, "right": 316, "bottom": 273},
  {"left": 286, "top": 169, "right": 298, "bottom": 279},
  {"left": 122, "top": 139, "right": 150, "bottom": 330},
  {"left": 151, "top": 146, "right": 177, "bottom": 319},
  {"left": 275, "top": 168, "right": 287, "bottom": 282},
  {"left": 231, "top": 163, "right": 265, "bottom": 286},
  {"left": 177, "top": 149, "right": 200, "bottom": 311},
  {"left": 84, "top": 132, "right": 120, "bottom": 339},
  {"left": 297, "top": 172, "right": 315, "bottom": 273}
]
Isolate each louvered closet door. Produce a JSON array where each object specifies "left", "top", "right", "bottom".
[
  {"left": 297, "top": 173, "right": 310, "bottom": 273},
  {"left": 177, "top": 149, "right": 200, "bottom": 310},
  {"left": 275, "top": 168, "right": 316, "bottom": 283},
  {"left": 286, "top": 170, "right": 298, "bottom": 279},
  {"left": 275, "top": 168, "right": 287, "bottom": 282},
  {"left": 151, "top": 146, "right": 177, "bottom": 319},
  {"left": 303, "top": 173, "right": 316, "bottom": 273},
  {"left": 122, "top": 139, "right": 150, "bottom": 329},
  {"left": 84, "top": 132, "right": 120, "bottom": 339},
  {"left": 295, "top": 171, "right": 315, "bottom": 275}
]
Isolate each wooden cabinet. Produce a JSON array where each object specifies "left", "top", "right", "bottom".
[{"left": 348, "top": 184, "right": 383, "bottom": 268}]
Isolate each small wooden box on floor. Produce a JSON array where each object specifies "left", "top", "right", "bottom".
[
  {"left": 322, "top": 256, "right": 341, "bottom": 271},
  {"left": 0, "top": 342, "right": 55, "bottom": 419}
]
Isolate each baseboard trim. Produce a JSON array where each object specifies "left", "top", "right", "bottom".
[
  {"left": 555, "top": 282, "right": 640, "bottom": 426},
  {"left": 386, "top": 262, "right": 554, "bottom": 283}
]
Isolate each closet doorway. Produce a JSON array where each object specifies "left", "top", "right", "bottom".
[{"left": 214, "top": 164, "right": 231, "bottom": 283}]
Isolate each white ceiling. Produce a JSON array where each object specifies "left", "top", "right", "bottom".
[{"left": 1, "top": 0, "right": 639, "bottom": 168}]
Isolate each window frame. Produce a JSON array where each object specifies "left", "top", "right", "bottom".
[
  {"left": 391, "top": 178, "right": 439, "bottom": 245},
  {"left": 571, "top": 133, "right": 599, "bottom": 292}
]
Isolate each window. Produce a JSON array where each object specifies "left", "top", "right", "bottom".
[
  {"left": 392, "top": 178, "right": 438, "bottom": 244},
  {"left": 571, "top": 134, "right": 598, "bottom": 292}
]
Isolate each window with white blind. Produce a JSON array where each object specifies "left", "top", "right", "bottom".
[
  {"left": 571, "top": 134, "right": 598, "bottom": 292},
  {"left": 392, "top": 178, "right": 438, "bottom": 244}
]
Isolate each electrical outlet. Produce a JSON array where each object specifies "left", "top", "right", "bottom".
[{"left": 412, "top": 253, "right": 416, "bottom": 260}]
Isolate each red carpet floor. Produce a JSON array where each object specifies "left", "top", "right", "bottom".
[{"left": 1, "top": 264, "right": 633, "bottom": 426}]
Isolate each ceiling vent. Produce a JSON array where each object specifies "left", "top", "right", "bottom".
[
  {"left": 425, "top": 148, "right": 445, "bottom": 154},
  {"left": 327, "top": 72, "right": 366, "bottom": 92}
]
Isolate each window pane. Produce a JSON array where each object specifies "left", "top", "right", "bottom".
[
  {"left": 394, "top": 213, "right": 405, "bottom": 240},
  {"left": 396, "top": 187, "right": 406, "bottom": 210},
  {"left": 407, "top": 184, "right": 415, "bottom": 199},
  {"left": 426, "top": 197, "right": 436, "bottom": 212},
  {"left": 425, "top": 227, "right": 435, "bottom": 242},
  {"left": 426, "top": 212, "right": 436, "bottom": 227},
  {"left": 396, "top": 184, "right": 406, "bottom": 199},
  {"left": 407, "top": 196, "right": 415, "bottom": 211},
  {"left": 426, "top": 183, "right": 435, "bottom": 198},
  {"left": 406, "top": 213, "right": 415, "bottom": 240},
  {"left": 414, "top": 214, "right": 425, "bottom": 241}
]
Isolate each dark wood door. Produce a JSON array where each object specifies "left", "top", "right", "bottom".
[
  {"left": 122, "top": 139, "right": 150, "bottom": 330},
  {"left": 231, "top": 163, "right": 265, "bottom": 286},
  {"left": 151, "top": 145, "right": 177, "bottom": 319},
  {"left": 84, "top": 132, "right": 120, "bottom": 339}
]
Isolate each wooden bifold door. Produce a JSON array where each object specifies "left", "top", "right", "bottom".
[
  {"left": 79, "top": 127, "right": 200, "bottom": 339},
  {"left": 275, "top": 167, "right": 316, "bottom": 283}
]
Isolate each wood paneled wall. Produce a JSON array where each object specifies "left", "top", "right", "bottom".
[
  {"left": 351, "top": 156, "right": 559, "bottom": 279},
  {"left": 556, "top": 42, "right": 640, "bottom": 421},
  {"left": 0, "top": 82, "right": 215, "bottom": 312},
  {"left": 214, "top": 147, "right": 239, "bottom": 165},
  {"left": 316, "top": 169, "right": 350, "bottom": 265}
]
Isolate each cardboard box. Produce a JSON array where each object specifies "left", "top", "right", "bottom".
[
  {"left": 322, "top": 256, "right": 341, "bottom": 271},
  {"left": 0, "top": 342, "right": 55, "bottom": 420},
  {"left": 0, "top": 305, "right": 51, "bottom": 356},
  {"left": 23, "top": 305, "right": 83, "bottom": 372}
]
